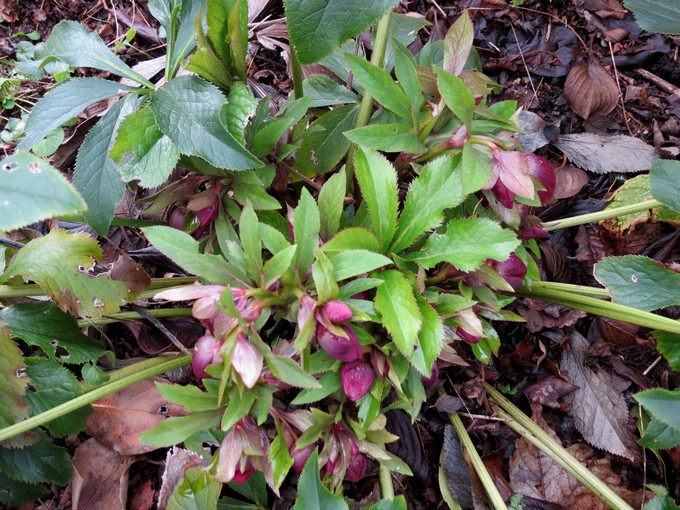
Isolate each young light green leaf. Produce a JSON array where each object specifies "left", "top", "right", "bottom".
[
  {"left": 226, "top": 0, "right": 248, "bottom": 80},
  {"left": 270, "top": 419, "right": 294, "bottom": 491},
  {"left": 0, "top": 302, "right": 106, "bottom": 364},
  {"left": 38, "top": 21, "right": 152, "bottom": 86},
  {"left": 250, "top": 96, "right": 311, "bottom": 158},
  {"left": 186, "top": 10, "right": 232, "bottom": 89},
  {"left": 303, "top": 75, "right": 360, "bottom": 107},
  {"left": 240, "top": 202, "right": 263, "bottom": 271},
  {"left": 292, "top": 450, "right": 349, "bottom": 510},
  {"left": 650, "top": 159, "right": 680, "bottom": 213},
  {"left": 0, "top": 323, "right": 30, "bottom": 446},
  {"left": 23, "top": 358, "right": 92, "bottom": 437},
  {"left": 143, "top": 226, "right": 248, "bottom": 286},
  {"left": 156, "top": 382, "right": 221, "bottom": 413},
  {"left": 206, "top": 0, "right": 233, "bottom": 69},
  {"left": 293, "top": 188, "right": 320, "bottom": 278},
  {"left": 461, "top": 141, "right": 492, "bottom": 194},
  {"left": 0, "top": 230, "right": 134, "bottom": 317},
  {"left": 318, "top": 169, "right": 346, "bottom": 240},
  {"left": 0, "top": 430, "right": 71, "bottom": 485},
  {"left": 264, "top": 352, "right": 322, "bottom": 389},
  {"left": 410, "top": 293, "right": 444, "bottom": 377},
  {"left": 391, "top": 156, "right": 465, "bottom": 253},
  {"left": 167, "top": 466, "right": 222, "bottom": 510},
  {"left": 344, "top": 123, "right": 426, "bottom": 153},
  {"left": 443, "top": 11, "right": 474, "bottom": 76},
  {"left": 329, "top": 250, "right": 392, "bottom": 281},
  {"left": 374, "top": 270, "right": 422, "bottom": 358},
  {"left": 312, "top": 249, "right": 339, "bottom": 303},
  {"left": 223, "top": 82, "right": 258, "bottom": 145},
  {"left": 594, "top": 256, "right": 680, "bottom": 312},
  {"left": 110, "top": 105, "right": 180, "bottom": 188},
  {"left": 346, "top": 54, "right": 412, "bottom": 121},
  {"left": 0, "top": 151, "right": 86, "bottom": 232},
  {"left": 285, "top": 0, "right": 399, "bottom": 64},
  {"left": 403, "top": 218, "right": 519, "bottom": 271},
  {"left": 18, "top": 78, "right": 126, "bottom": 151},
  {"left": 392, "top": 38, "right": 424, "bottom": 116},
  {"left": 73, "top": 94, "right": 140, "bottom": 236},
  {"left": 296, "top": 104, "right": 359, "bottom": 177},
  {"left": 322, "top": 228, "right": 380, "bottom": 253},
  {"left": 263, "top": 245, "right": 297, "bottom": 287},
  {"left": 635, "top": 388, "right": 680, "bottom": 432},
  {"left": 354, "top": 147, "right": 398, "bottom": 252},
  {"left": 435, "top": 67, "right": 475, "bottom": 129},
  {"left": 221, "top": 390, "right": 258, "bottom": 432},
  {"left": 150, "top": 75, "right": 261, "bottom": 170},
  {"left": 140, "top": 411, "right": 221, "bottom": 447}
]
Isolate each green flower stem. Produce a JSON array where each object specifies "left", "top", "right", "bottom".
[
  {"left": 77, "top": 307, "right": 194, "bottom": 327},
  {"left": 541, "top": 199, "right": 662, "bottom": 231},
  {"left": 345, "top": 11, "right": 393, "bottom": 188},
  {"left": 513, "top": 285, "right": 680, "bottom": 334},
  {"left": 290, "top": 45, "right": 305, "bottom": 100},
  {"left": 379, "top": 464, "right": 395, "bottom": 500},
  {"left": 483, "top": 383, "right": 634, "bottom": 510},
  {"left": 446, "top": 410, "right": 508, "bottom": 510},
  {"left": 524, "top": 280, "right": 610, "bottom": 298},
  {"left": 0, "top": 354, "right": 191, "bottom": 444},
  {"left": 55, "top": 213, "right": 166, "bottom": 227}
]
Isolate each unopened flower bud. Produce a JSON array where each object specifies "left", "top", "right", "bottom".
[
  {"left": 421, "top": 362, "right": 440, "bottom": 386},
  {"left": 317, "top": 325, "right": 363, "bottom": 362},
  {"left": 298, "top": 295, "right": 317, "bottom": 329},
  {"left": 520, "top": 225, "right": 549, "bottom": 240},
  {"left": 322, "top": 300, "right": 353, "bottom": 323},
  {"left": 345, "top": 445, "right": 368, "bottom": 482},
  {"left": 456, "top": 327, "right": 481, "bottom": 344},
  {"left": 240, "top": 303, "right": 262, "bottom": 323},
  {"left": 291, "top": 443, "right": 315, "bottom": 474},
  {"left": 232, "top": 333, "right": 263, "bottom": 388},
  {"left": 492, "top": 253, "right": 527, "bottom": 288},
  {"left": 492, "top": 179, "right": 516, "bottom": 209},
  {"left": 341, "top": 359, "right": 375, "bottom": 401},
  {"left": 192, "top": 334, "right": 223, "bottom": 378},
  {"left": 370, "top": 350, "right": 389, "bottom": 377},
  {"left": 527, "top": 154, "right": 556, "bottom": 205}
]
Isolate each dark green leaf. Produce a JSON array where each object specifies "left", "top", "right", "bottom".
[
  {"left": 403, "top": 218, "right": 519, "bottom": 271},
  {"left": 654, "top": 331, "right": 680, "bottom": 371},
  {"left": 0, "top": 430, "right": 71, "bottom": 484},
  {"left": 318, "top": 169, "right": 346, "bottom": 240},
  {"left": 167, "top": 466, "right": 222, "bottom": 510},
  {"left": 639, "top": 418, "right": 680, "bottom": 449},
  {"left": 292, "top": 450, "right": 348, "bottom": 510},
  {"left": 223, "top": 82, "right": 258, "bottom": 145},
  {"left": 329, "top": 250, "right": 392, "bottom": 281},
  {"left": 263, "top": 351, "right": 321, "bottom": 389},
  {"left": 391, "top": 156, "right": 465, "bottom": 253},
  {"left": 291, "top": 372, "right": 342, "bottom": 405},
  {"left": 623, "top": 0, "right": 680, "bottom": 34},
  {"left": 374, "top": 270, "right": 422, "bottom": 358},
  {"left": 250, "top": 96, "right": 310, "bottom": 158},
  {"left": 1, "top": 302, "right": 105, "bottom": 364},
  {"left": 650, "top": 159, "right": 680, "bottom": 213},
  {"left": 263, "top": 245, "right": 297, "bottom": 287},
  {"left": 410, "top": 293, "right": 444, "bottom": 377},
  {"left": 0, "top": 151, "right": 86, "bottom": 232},
  {"left": 221, "top": 390, "right": 257, "bottom": 432},
  {"left": 346, "top": 54, "right": 412, "bottom": 120},
  {"left": 303, "top": 75, "right": 360, "bottom": 107},
  {"left": 293, "top": 188, "right": 320, "bottom": 278},
  {"left": 285, "top": 0, "right": 399, "bottom": 64},
  {"left": 435, "top": 67, "right": 475, "bottom": 129},
  {"left": 443, "top": 11, "right": 473, "bottom": 76},
  {"left": 150, "top": 0, "right": 204, "bottom": 78},
  {"left": 240, "top": 202, "right": 263, "bottom": 271},
  {"left": 344, "top": 123, "right": 425, "bottom": 153},
  {"left": 0, "top": 470, "right": 48, "bottom": 507},
  {"left": 141, "top": 411, "right": 221, "bottom": 447},
  {"left": 594, "top": 256, "right": 680, "bottom": 312},
  {"left": 367, "top": 496, "right": 408, "bottom": 510},
  {"left": 18, "top": 78, "right": 126, "bottom": 151},
  {"left": 150, "top": 75, "right": 261, "bottom": 170},
  {"left": 31, "top": 127, "right": 64, "bottom": 157},
  {"left": 392, "top": 38, "right": 423, "bottom": 116},
  {"left": 74, "top": 94, "right": 140, "bottom": 236},
  {"left": 354, "top": 147, "right": 398, "bottom": 252},
  {"left": 110, "top": 105, "right": 180, "bottom": 188},
  {"left": 635, "top": 388, "right": 680, "bottom": 432},
  {"left": 226, "top": 470, "right": 269, "bottom": 508}
]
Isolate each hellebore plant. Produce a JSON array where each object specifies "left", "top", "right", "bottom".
[{"left": 3, "top": 2, "right": 680, "bottom": 509}]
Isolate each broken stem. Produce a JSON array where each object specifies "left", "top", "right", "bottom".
[{"left": 540, "top": 199, "right": 662, "bottom": 231}]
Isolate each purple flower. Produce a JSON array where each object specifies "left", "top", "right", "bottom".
[
  {"left": 345, "top": 444, "right": 368, "bottom": 482},
  {"left": 340, "top": 359, "right": 375, "bottom": 401},
  {"left": 321, "top": 300, "right": 353, "bottom": 323},
  {"left": 291, "top": 442, "right": 315, "bottom": 475},
  {"left": 492, "top": 253, "right": 527, "bottom": 288},
  {"left": 317, "top": 324, "right": 363, "bottom": 362},
  {"left": 527, "top": 154, "right": 556, "bottom": 205},
  {"left": 456, "top": 327, "right": 481, "bottom": 344},
  {"left": 192, "top": 333, "right": 223, "bottom": 378},
  {"left": 485, "top": 149, "right": 534, "bottom": 201},
  {"left": 232, "top": 333, "right": 263, "bottom": 388}
]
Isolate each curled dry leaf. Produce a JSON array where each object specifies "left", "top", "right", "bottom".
[
  {"left": 86, "top": 378, "right": 187, "bottom": 455},
  {"left": 564, "top": 56, "right": 619, "bottom": 119},
  {"left": 554, "top": 166, "right": 589, "bottom": 199}
]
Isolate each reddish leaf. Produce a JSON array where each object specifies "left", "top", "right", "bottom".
[{"left": 554, "top": 166, "right": 589, "bottom": 199}]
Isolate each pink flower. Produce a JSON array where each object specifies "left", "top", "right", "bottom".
[
  {"left": 340, "top": 359, "right": 375, "bottom": 401},
  {"left": 527, "top": 154, "right": 556, "bottom": 205},
  {"left": 456, "top": 327, "right": 481, "bottom": 344},
  {"left": 492, "top": 253, "right": 527, "bottom": 288},
  {"left": 192, "top": 333, "right": 223, "bottom": 378},
  {"left": 317, "top": 324, "right": 363, "bottom": 362},
  {"left": 232, "top": 333, "right": 263, "bottom": 388},
  {"left": 486, "top": 149, "right": 534, "bottom": 201},
  {"left": 345, "top": 444, "right": 368, "bottom": 482},
  {"left": 297, "top": 295, "right": 317, "bottom": 330},
  {"left": 216, "top": 416, "right": 272, "bottom": 488},
  {"left": 321, "top": 300, "right": 353, "bottom": 323},
  {"left": 291, "top": 442, "right": 315, "bottom": 475}
]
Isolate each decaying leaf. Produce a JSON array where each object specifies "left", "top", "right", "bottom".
[
  {"left": 560, "top": 330, "right": 638, "bottom": 460},
  {"left": 564, "top": 57, "right": 618, "bottom": 119},
  {"left": 71, "top": 438, "right": 137, "bottom": 510},
  {"left": 517, "top": 110, "right": 560, "bottom": 152},
  {"left": 440, "top": 426, "right": 474, "bottom": 510},
  {"left": 158, "top": 447, "right": 206, "bottom": 509},
  {"left": 553, "top": 133, "right": 655, "bottom": 174},
  {"left": 109, "top": 253, "right": 151, "bottom": 296},
  {"left": 554, "top": 166, "right": 589, "bottom": 199},
  {"left": 86, "top": 378, "right": 187, "bottom": 455}
]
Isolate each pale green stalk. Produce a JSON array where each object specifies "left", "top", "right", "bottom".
[
  {"left": 524, "top": 281, "right": 610, "bottom": 298},
  {"left": 541, "top": 199, "right": 662, "bottom": 231},
  {"left": 379, "top": 464, "right": 395, "bottom": 500},
  {"left": 77, "top": 307, "right": 194, "bottom": 327}
]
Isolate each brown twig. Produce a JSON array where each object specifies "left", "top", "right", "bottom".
[{"left": 635, "top": 68, "right": 680, "bottom": 97}]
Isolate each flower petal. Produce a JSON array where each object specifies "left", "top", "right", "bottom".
[{"left": 232, "top": 334, "right": 263, "bottom": 388}]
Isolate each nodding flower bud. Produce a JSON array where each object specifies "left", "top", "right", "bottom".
[
  {"left": 316, "top": 324, "right": 363, "bottom": 362},
  {"left": 192, "top": 334, "right": 223, "bottom": 378},
  {"left": 239, "top": 303, "right": 262, "bottom": 323},
  {"left": 456, "top": 327, "right": 481, "bottom": 344},
  {"left": 340, "top": 359, "right": 375, "bottom": 401},
  {"left": 491, "top": 179, "right": 516, "bottom": 209},
  {"left": 298, "top": 295, "right": 317, "bottom": 330},
  {"left": 232, "top": 459, "right": 255, "bottom": 484},
  {"left": 421, "top": 362, "right": 440, "bottom": 386},
  {"left": 345, "top": 444, "right": 368, "bottom": 482},
  {"left": 492, "top": 253, "right": 527, "bottom": 288},
  {"left": 322, "top": 300, "right": 353, "bottom": 323},
  {"left": 520, "top": 224, "right": 549, "bottom": 240},
  {"left": 527, "top": 154, "right": 556, "bottom": 205},
  {"left": 291, "top": 442, "right": 315, "bottom": 475}
]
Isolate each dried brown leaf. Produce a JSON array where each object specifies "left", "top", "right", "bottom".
[
  {"left": 560, "top": 331, "right": 638, "bottom": 460},
  {"left": 539, "top": 242, "right": 571, "bottom": 283},
  {"left": 554, "top": 166, "right": 589, "bottom": 199},
  {"left": 71, "top": 438, "right": 137, "bottom": 510},
  {"left": 564, "top": 57, "right": 618, "bottom": 119},
  {"left": 441, "top": 426, "right": 474, "bottom": 510},
  {"left": 86, "top": 378, "right": 187, "bottom": 455},
  {"left": 524, "top": 376, "right": 578, "bottom": 410},
  {"left": 158, "top": 447, "right": 206, "bottom": 509},
  {"left": 553, "top": 133, "right": 655, "bottom": 174},
  {"left": 109, "top": 253, "right": 151, "bottom": 296}
]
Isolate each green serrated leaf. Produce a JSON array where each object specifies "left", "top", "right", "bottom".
[
  {"left": 263, "top": 245, "right": 297, "bottom": 287},
  {"left": 167, "top": 466, "right": 222, "bottom": 510},
  {"left": 318, "top": 169, "right": 346, "bottom": 240},
  {"left": 223, "top": 82, "right": 258, "bottom": 145},
  {"left": 312, "top": 249, "right": 338, "bottom": 303},
  {"left": 651, "top": 159, "right": 680, "bottom": 213},
  {"left": 639, "top": 418, "right": 680, "bottom": 450},
  {"left": 322, "top": 228, "right": 380, "bottom": 253},
  {"left": 403, "top": 218, "right": 519, "bottom": 271},
  {"left": 367, "top": 496, "right": 408, "bottom": 510},
  {"left": 0, "top": 430, "right": 71, "bottom": 485},
  {"left": 285, "top": 0, "right": 399, "bottom": 64},
  {"left": 374, "top": 270, "right": 422, "bottom": 357},
  {"left": 187, "top": 10, "right": 232, "bottom": 89},
  {"left": 410, "top": 293, "right": 444, "bottom": 376},
  {"left": 141, "top": 410, "right": 221, "bottom": 447},
  {"left": 296, "top": 104, "right": 359, "bottom": 177},
  {"left": 0, "top": 322, "right": 31, "bottom": 447},
  {"left": 250, "top": 96, "right": 311, "bottom": 158},
  {"left": 594, "top": 256, "right": 680, "bottom": 312},
  {"left": 143, "top": 226, "right": 248, "bottom": 286},
  {"left": 392, "top": 38, "right": 424, "bottom": 117},
  {"left": 329, "top": 250, "right": 392, "bottom": 281},
  {"left": 391, "top": 156, "right": 465, "bottom": 253},
  {"left": 1, "top": 302, "right": 105, "bottom": 363},
  {"left": 38, "top": 21, "right": 152, "bottom": 86},
  {"left": 293, "top": 188, "right": 320, "bottom": 278},
  {"left": 653, "top": 331, "right": 680, "bottom": 371},
  {"left": 291, "top": 372, "right": 342, "bottom": 405},
  {"left": 623, "top": 0, "right": 680, "bottom": 35},
  {"left": 435, "top": 67, "right": 475, "bottom": 129},
  {"left": 0, "top": 470, "right": 49, "bottom": 507},
  {"left": 270, "top": 419, "right": 294, "bottom": 491},
  {"left": 344, "top": 123, "right": 425, "bottom": 153},
  {"left": 150, "top": 75, "right": 261, "bottom": 170},
  {"left": 0, "top": 230, "right": 133, "bottom": 317},
  {"left": 292, "top": 450, "right": 348, "bottom": 510},
  {"left": 263, "top": 351, "right": 321, "bottom": 389},
  {"left": 240, "top": 202, "right": 263, "bottom": 272},
  {"left": 0, "top": 151, "right": 86, "bottom": 232},
  {"left": 73, "top": 94, "right": 141, "bottom": 236},
  {"left": 635, "top": 388, "right": 680, "bottom": 432},
  {"left": 346, "top": 54, "right": 412, "bottom": 121},
  {"left": 18, "top": 77, "right": 126, "bottom": 151},
  {"left": 303, "top": 75, "right": 360, "bottom": 107},
  {"left": 110, "top": 105, "right": 180, "bottom": 188},
  {"left": 156, "top": 382, "right": 220, "bottom": 412},
  {"left": 461, "top": 141, "right": 492, "bottom": 195},
  {"left": 354, "top": 148, "right": 398, "bottom": 252},
  {"left": 23, "top": 358, "right": 92, "bottom": 437}
]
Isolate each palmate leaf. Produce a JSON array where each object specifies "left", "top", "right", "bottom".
[
  {"left": 150, "top": 75, "right": 262, "bottom": 170},
  {"left": 0, "top": 230, "right": 134, "bottom": 318},
  {"left": 0, "top": 152, "right": 86, "bottom": 232}
]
